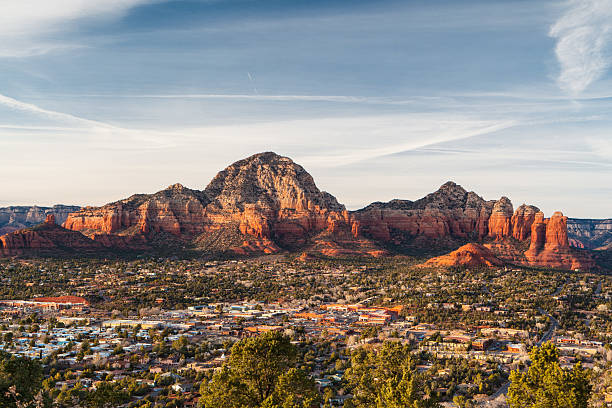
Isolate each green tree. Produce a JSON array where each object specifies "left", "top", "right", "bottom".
[
  {"left": 261, "top": 368, "right": 320, "bottom": 408},
  {"left": 172, "top": 336, "right": 189, "bottom": 354},
  {"left": 507, "top": 342, "right": 591, "bottom": 408},
  {"left": 346, "top": 341, "right": 440, "bottom": 408},
  {"left": 199, "top": 331, "right": 319, "bottom": 408},
  {"left": 87, "top": 381, "right": 129, "bottom": 408},
  {"left": 0, "top": 351, "right": 43, "bottom": 408}
]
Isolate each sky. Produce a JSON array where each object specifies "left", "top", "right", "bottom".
[{"left": 0, "top": 0, "right": 611, "bottom": 218}]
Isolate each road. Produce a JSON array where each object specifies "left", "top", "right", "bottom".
[
  {"left": 536, "top": 308, "right": 559, "bottom": 346},
  {"left": 477, "top": 298, "right": 560, "bottom": 407}
]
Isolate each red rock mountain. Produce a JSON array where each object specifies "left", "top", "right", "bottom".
[
  {"left": 0, "top": 152, "right": 596, "bottom": 269},
  {"left": 352, "top": 182, "right": 594, "bottom": 270},
  {"left": 0, "top": 205, "right": 80, "bottom": 235},
  {"left": 0, "top": 214, "right": 104, "bottom": 256},
  {"left": 419, "top": 243, "right": 504, "bottom": 268},
  {"left": 62, "top": 152, "right": 374, "bottom": 256}
]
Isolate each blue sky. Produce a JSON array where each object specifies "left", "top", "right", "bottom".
[{"left": 1, "top": 0, "right": 611, "bottom": 218}]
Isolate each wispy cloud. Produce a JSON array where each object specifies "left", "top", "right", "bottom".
[
  {"left": 0, "top": 92, "right": 177, "bottom": 149},
  {"left": 0, "top": 0, "right": 156, "bottom": 57},
  {"left": 549, "top": 0, "right": 612, "bottom": 94},
  {"left": 296, "top": 119, "right": 517, "bottom": 167},
  {"left": 0, "top": 93, "right": 110, "bottom": 127},
  {"left": 55, "top": 93, "right": 446, "bottom": 105}
]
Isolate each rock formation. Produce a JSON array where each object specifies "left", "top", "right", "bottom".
[
  {"left": 353, "top": 183, "right": 593, "bottom": 270},
  {"left": 62, "top": 152, "right": 365, "bottom": 256},
  {"left": 1, "top": 152, "right": 597, "bottom": 270},
  {"left": 0, "top": 214, "right": 104, "bottom": 256},
  {"left": 521, "top": 212, "right": 594, "bottom": 270},
  {"left": 567, "top": 218, "right": 612, "bottom": 250},
  {"left": 511, "top": 204, "right": 540, "bottom": 241},
  {"left": 0, "top": 205, "right": 80, "bottom": 235},
  {"left": 487, "top": 197, "right": 513, "bottom": 240},
  {"left": 419, "top": 243, "right": 504, "bottom": 268},
  {"left": 64, "top": 183, "right": 209, "bottom": 240},
  {"left": 353, "top": 182, "right": 496, "bottom": 247}
]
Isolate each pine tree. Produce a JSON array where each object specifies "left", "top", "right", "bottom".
[{"left": 507, "top": 342, "right": 591, "bottom": 408}]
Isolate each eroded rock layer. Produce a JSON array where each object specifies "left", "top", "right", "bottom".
[
  {"left": 0, "top": 205, "right": 80, "bottom": 235},
  {"left": 567, "top": 218, "right": 612, "bottom": 250},
  {"left": 1, "top": 152, "right": 596, "bottom": 269},
  {"left": 0, "top": 214, "right": 104, "bottom": 256},
  {"left": 352, "top": 184, "right": 593, "bottom": 270},
  {"left": 62, "top": 152, "right": 362, "bottom": 256}
]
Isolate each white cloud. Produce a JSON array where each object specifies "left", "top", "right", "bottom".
[
  {"left": 549, "top": 0, "right": 612, "bottom": 94},
  {"left": 0, "top": 0, "right": 156, "bottom": 57},
  {"left": 0, "top": 92, "right": 178, "bottom": 149},
  {"left": 0, "top": 93, "right": 109, "bottom": 127}
]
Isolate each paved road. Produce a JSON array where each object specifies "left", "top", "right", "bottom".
[
  {"left": 478, "top": 305, "right": 559, "bottom": 407},
  {"left": 536, "top": 308, "right": 559, "bottom": 346}
]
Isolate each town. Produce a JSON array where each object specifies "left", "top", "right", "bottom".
[{"left": 0, "top": 256, "right": 610, "bottom": 407}]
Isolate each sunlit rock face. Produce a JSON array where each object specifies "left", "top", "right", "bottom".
[
  {"left": 0, "top": 214, "right": 105, "bottom": 256},
  {"left": 1, "top": 152, "right": 596, "bottom": 269},
  {"left": 354, "top": 183, "right": 594, "bottom": 270},
  {"left": 419, "top": 243, "right": 504, "bottom": 268},
  {"left": 62, "top": 152, "right": 360, "bottom": 255}
]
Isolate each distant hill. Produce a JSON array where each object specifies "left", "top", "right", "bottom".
[
  {"left": 567, "top": 218, "right": 612, "bottom": 250},
  {"left": 0, "top": 205, "right": 80, "bottom": 235}
]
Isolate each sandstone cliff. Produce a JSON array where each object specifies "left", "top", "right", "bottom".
[
  {"left": 353, "top": 182, "right": 496, "bottom": 247},
  {"left": 62, "top": 152, "right": 366, "bottom": 256},
  {"left": 521, "top": 212, "right": 595, "bottom": 270},
  {"left": 0, "top": 205, "right": 80, "bottom": 235},
  {"left": 64, "top": 183, "right": 209, "bottom": 242},
  {"left": 0, "top": 214, "right": 104, "bottom": 256},
  {"left": 1, "top": 152, "right": 596, "bottom": 270},
  {"left": 354, "top": 183, "right": 594, "bottom": 270}
]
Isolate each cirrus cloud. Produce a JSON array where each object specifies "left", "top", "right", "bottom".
[
  {"left": 0, "top": 0, "right": 158, "bottom": 57},
  {"left": 549, "top": 0, "right": 612, "bottom": 94}
]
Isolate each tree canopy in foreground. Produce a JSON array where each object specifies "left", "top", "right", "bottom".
[
  {"left": 199, "top": 331, "right": 320, "bottom": 408},
  {"left": 507, "top": 342, "right": 591, "bottom": 408}
]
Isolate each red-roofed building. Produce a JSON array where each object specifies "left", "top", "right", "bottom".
[{"left": 33, "top": 296, "right": 90, "bottom": 306}]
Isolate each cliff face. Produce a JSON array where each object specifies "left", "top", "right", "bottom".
[
  {"left": 0, "top": 214, "right": 104, "bottom": 256},
  {"left": 353, "top": 182, "right": 496, "bottom": 246},
  {"left": 200, "top": 152, "right": 351, "bottom": 252},
  {"left": 354, "top": 184, "right": 594, "bottom": 270},
  {"left": 1, "top": 152, "right": 596, "bottom": 270},
  {"left": 0, "top": 205, "right": 80, "bottom": 235},
  {"left": 62, "top": 152, "right": 361, "bottom": 256},
  {"left": 567, "top": 218, "right": 612, "bottom": 250},
  {"left": 63, "top": 184, "right": 209, "bottom": 241},
  {"left": 520, "top": 211, "right": 593, "bottom": 269},
  {"left": 511, "top": 204, "right": 540, "bottom": 241}
]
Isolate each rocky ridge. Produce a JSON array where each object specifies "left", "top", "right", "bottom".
[
  {"left": 0, "top": 152, "right": 598, "bottom": 270},
  {"left": 0, "top": 205, "right": 80, "bottom": 235},
  {"left": 567, "top": 218, "right": 612, "bottom": 250},
  {"left": 62, "top": 152, "right": 373, "bottom": 257},
  {"left": 0, "top": 214, "right": 105, "bottom": 256},
  {"left": 352, "top": 183, "right": 593, "bottom": 270}
]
